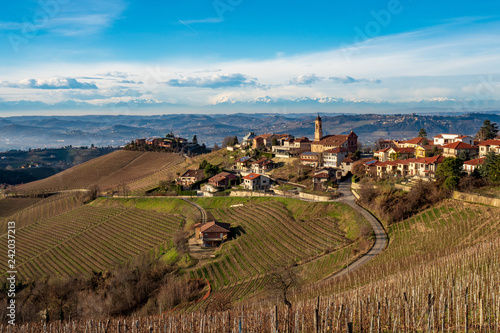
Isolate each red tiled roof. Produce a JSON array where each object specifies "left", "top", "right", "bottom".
[
  {"left": 400, "top": 137, "right": 426, "bottom": 145},
  {"left": 476, "top": 139, "right": 500, "bottom": 146},
  {"left": 422, "top": 155, "right": 446, "bottom": 164},
  {"left": 312, "top": 173, "right": 329, "bottom": 179},
  {"left": 375, "top": 148, "right": 391, "bottom": 153},
  {"left": 433, "top": 134, "right": 443, "bottom": 138},
  {"left": 463, "top": 157, "right": 486, "bottom": 166},
  {"left": 441, "top": 142, "right": 477, "bottom": 149},
  {"left": 209, "top": 172, "right": 237, "bottom": 183},
  {"left": 390, "top": 147, "right": 415, "bottom": 153},
  {"left": 243, "top": 173, "right": 261, "bottom": 180},
  {"left": 200, "top": 221, "right": 230, "bottom": 233},
  {"left": 313, "top": 134, "right": 349, "bottom": 146},
  {"left": 181, "top": 169, "right": 204, "bottom": 179}
]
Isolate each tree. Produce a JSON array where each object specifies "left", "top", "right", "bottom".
[
  {"left": 418, "top": 128, "right": 427, "bottom": 138},
  {"left": 436, "top": 157, "right": 463, "bottom": 190},
  {"left": 478, "top": 151, "right": 500, "bottom": 183},
  {"left": 272, "top": 138, "right": 279, "bottom": 146},
  {"left": 222, "top": 136, "right": 238, "bottom": 148},
  {"left": 192, "top": 135, "right": 198, "bottom": 144},
  {"left": 268, "top": 267, "right": 299, "bottom": 308},
  {"left": 457, "top": 149, "right": 470, "bottom": 162},
  {"left": 475, "top": 119, "right": 499, "bottom": 141},
  {"left": 212, "top": 143, "right": 220, "bottom": 151}
]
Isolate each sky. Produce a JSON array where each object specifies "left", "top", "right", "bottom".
[{"left": 0, "top": 0, "right": 500, "bottom": 115}]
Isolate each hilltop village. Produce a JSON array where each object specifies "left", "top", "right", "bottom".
[{"left": 130, "top": 116, "right": 500, "bottom": 201}]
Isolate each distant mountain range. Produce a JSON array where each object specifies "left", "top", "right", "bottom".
[{"left": 1, "top": 112, "right": 500, "bottom": 150}]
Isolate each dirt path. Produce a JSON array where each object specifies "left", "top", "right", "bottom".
[{"left": 325, "top": 177, "right": 388, "bottom": 279}]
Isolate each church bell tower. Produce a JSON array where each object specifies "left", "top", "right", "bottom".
[{"left": 314, "top": 114, "right": 323, "bottom": 141}]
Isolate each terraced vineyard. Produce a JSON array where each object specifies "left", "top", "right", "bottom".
[
  {"left": 187, "top": 199, "right": 370, "bottom": 307},
  {"left": 0, "top": 193, "right": 83, "bottom": 232},
  {"left": 14, "top": 151, "right": 185, "bottom": 193},
  {"left": 0, "top": 197, "right": 43, "bottom": 218},
  {"left": 0, "top": 205, "right": 184, "bottom": 281}
]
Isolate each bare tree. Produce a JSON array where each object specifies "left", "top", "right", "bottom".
[{"left": 268, "top": 266, "right": 299, "bottom": 308}]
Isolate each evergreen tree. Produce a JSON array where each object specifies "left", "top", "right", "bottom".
[
  {"left": 478, "top": 151, "right": 500, "bottom": 183},
  {"left": 418, "top": 128, "right": 427, "bottom": 138},
  {"left": 436, "top": 157, "right": 463, "bottom": 189},
  {"left": 192, "top": 135, "right": 198, "bottom": 144},
  {"left": 475, "top": 119, "right": 499, "bottom": 141}
]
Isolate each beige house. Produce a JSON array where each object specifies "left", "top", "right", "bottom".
[
  {"left": 477, "top": 139, "right": 500, "bottom": 157},
  {"left": 441, "top": 142, "right": 478, "bottom": 158},
  {"left": 272, "top": 137, "right": 311, "bottom": 158},
  {"left": 463, "top": 157, "right": 486, "bottom": 174}
]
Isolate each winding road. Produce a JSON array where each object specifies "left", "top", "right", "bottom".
[
  {"left": 325, "top": 177, "right": 388, "bottom": 279},
  {"left": 182, "top": 198, "right": 207, "bottom": 224}
]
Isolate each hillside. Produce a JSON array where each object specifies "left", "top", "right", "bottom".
[
  {"left": 184, "top": 198, "right": 371, "bottom": 309},
  {"left": 13, "top": 150, "right": 185, "bottom": 193}
]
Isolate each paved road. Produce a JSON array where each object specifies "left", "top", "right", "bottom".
[
  {"left": 325, "top": 177, "right": 387, "bottom": 280},
  {"left": 182, "top": 198, "right": 207, "bottom": 224}
]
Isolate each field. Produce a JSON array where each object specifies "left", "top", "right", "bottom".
[
  {"left": 0, "top": 200, "right": 190, "bottom": 281},
  {"left": 184, "top": 198, "right": 370, "bottom": 309},
  {"left": 0, "top": 197, "right": 44, "bottom": 218},
  {"left": 13, "top": 151, "right": 185, "bottom": 193}
]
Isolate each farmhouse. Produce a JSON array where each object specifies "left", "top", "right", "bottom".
[
  {"left": 194, "top": 221, "right": 231, "bottom": 247},
  {"left": 243, "top": 173, "right": 271, "bottom": 191}
]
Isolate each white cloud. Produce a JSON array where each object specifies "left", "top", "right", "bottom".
[
  {"left": 3, "top": 77, "right": 97, "bottom": 90},
  {"left": 288, "top": 74, "right": 323, "bottom": 86},
  {"left": 166, "top": 73, "right": 257, "bottom": 89}
]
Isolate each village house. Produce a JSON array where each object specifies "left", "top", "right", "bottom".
[
  {"left": 250, "top": 158, "right": 277, "bottom": 174},
  {"left": 377, "top": 140, "right": 397, "bottom": 150},
  {"left": 322, "top": 147, "right": 349, "bottom": 167},
  {"left": 340, "top": 157, "right": 358, "bottom": 176},
  {"left": 477, "top": 139, "right": 500, "bottom": 157},
  {"left": 414, "top": 144, "right": 436, "bottom": 158},
  {"left": 235, "top": 156, "right": 252, "bottom": 170},
  {"left": 409, "top": 155, "right": 446, "bottom": 179},
  {"left": 253, "top": 134, "right": 277, "bottom": 149},
  {"left": 178, "top": 169, "right": 205, "bottom": 189},
  {"left": 272, "top": 137, "right": 311, "bottom": 158},
  {"left": 300, "top": 152, "right": 321, "bottom": 167},
  {"left": 463, "top": 157, "right": 486, "bottom": 174},
  {"left": 396, "top": 137, "right": 428, "bottom": 149},
  {"left": 310, "top": 115, "right": 358, "bottom": 153},
  {"left": 374, "top": 148, "right": 391, "bottom": 162},
  {"left": 312, "top": 167, "right": 339, "bottom": 189},
  {"left": 433, "top": 134, "right": 474, "bottom": 146},
  {"left": 242, "top": 173, "right": 271, "bottom": 191},
  {"left": 386, "top": 147, "right": 415, "bottom": 160},
  {"left": 374, "top": 155, "right": 445, "bottom": 180},
  {"left": 441, "top": 142, "right": 478, "bottom": 158},
  {"left": 208, "top": 172, "right": 238, "bottom": 189},
  {"left": 194, "top": 221, "right": 231, "bottom": 247}
]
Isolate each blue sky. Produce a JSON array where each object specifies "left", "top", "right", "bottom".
[{"left": 0, "top": 0, "right": 500, "bottom": 115}]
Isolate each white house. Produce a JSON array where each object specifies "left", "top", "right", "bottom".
[
  {"left": 322, "top": 147, "right": 349, "bottom": 167},
  {"left": 433, "top": 134, "right": 474, "bottom": 146},
  {"left": 242, "top": 173, "right": 271, "bottom": 191}
]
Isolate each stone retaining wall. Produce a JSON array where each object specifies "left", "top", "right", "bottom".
[{"left": 452, "top": 191, "right": 500, "bottom": 207}]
